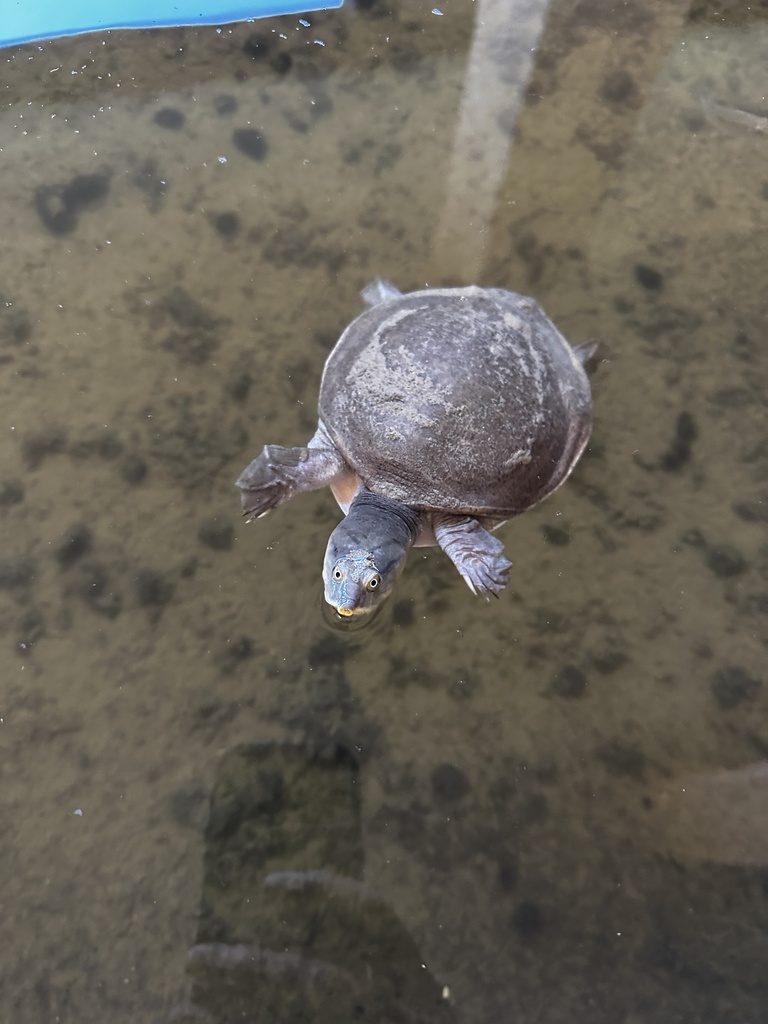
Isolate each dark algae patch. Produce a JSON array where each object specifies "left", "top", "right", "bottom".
[
  {"left": 232, "top": 128, "right": 269, "bottom": 161},
  {"left": 34, "top": 172, "right": 111, "bottom": 235}
]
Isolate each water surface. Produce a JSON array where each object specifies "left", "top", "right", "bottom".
[{"left": 1, "top": 2, "right": 767, "bottom": 1021}]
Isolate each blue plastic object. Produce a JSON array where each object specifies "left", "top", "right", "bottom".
[{"left": 3, "top": 1, "right": 343, "bottom": 48}]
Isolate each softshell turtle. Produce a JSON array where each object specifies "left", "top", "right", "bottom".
[{"left": 237, "top": 280, "right": 594, "bottom": 616}]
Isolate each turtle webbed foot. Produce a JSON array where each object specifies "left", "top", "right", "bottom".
[
  {"left": 237, "top": 445, "right": 306, "bottom": 519},
  {"left": 434, "top": 516, "right": 512, "bottom": 599},
  {"left": 236, "top": 443, "right": 346, "bottom": 521}
]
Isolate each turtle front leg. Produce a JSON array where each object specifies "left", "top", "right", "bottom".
[
  {"left": 236, "top": 443, "right": 345, "bottom": 521},
  {"left": 433, "top": 515, "right": 512, "bottom": 598}
]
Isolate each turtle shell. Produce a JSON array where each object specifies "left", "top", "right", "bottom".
[{"left": 318, "top": 286, "right": 592, "bottom": 517}]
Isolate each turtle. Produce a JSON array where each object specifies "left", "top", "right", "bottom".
[{"left": 236, "top": 279, "right": 594, "bottom": 616}]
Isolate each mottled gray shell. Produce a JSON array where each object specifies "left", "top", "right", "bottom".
[{"left": 318, "top": 286, "right": 592, "bottom": 517}]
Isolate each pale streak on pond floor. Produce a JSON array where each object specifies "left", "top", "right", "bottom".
[{"left": 0, "top": 2, "right": 767, "bottom": 1022}]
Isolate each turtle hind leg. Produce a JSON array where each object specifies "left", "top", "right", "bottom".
[
  {"left": 236, "top": 443, "right": 345, "bottom": 521},
  {"left": 434, "top": 515, "right": 512, "bottom": 599},
  {"left": 360, "top": 279, "right": 402, "bottom": 307}
]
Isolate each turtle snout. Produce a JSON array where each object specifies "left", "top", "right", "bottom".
[
  {"left": 334, "top": 589, "right": 364, "bottom": 617},
  {"left": 324, "top": 565, "right": 367, "bottom": 616}
]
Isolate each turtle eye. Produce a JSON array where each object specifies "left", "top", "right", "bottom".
[
  {"left": 333, "top": 567, "right": 344, "bottom": 581},
  {"left": 365, "top": 573, "right": 382, "bottom": 591}
]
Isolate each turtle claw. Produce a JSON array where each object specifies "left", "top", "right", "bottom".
[
  {"left": 435, "top": 515, "right": 512, "bottom": 601},
  {"left": 461, "top": 553, "right": 512, "bottom": 599},
  {"left": 236, "top": 439, "right": 347, "bottom": 522},
  {"left": 242, "top": 508, "right": 272, "bottom": 521},
  {"left": 236, "top": 445, "right": 308, "bottom": 521},
  {"left": 461, "top": 574, "right": 478, "bottom": 596}
]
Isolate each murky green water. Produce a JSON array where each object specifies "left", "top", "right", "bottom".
[{"left": 1, "top": 1, "right": 767, "bottom": 1021}]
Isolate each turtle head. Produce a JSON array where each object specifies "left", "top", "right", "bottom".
[
  {"left": 323, "top": 546, "right": 401, "bottom": 616},
  {"left": 322, "top": 491, "right": 420, "bottom": 616}
]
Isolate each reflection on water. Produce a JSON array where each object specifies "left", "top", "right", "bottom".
[
  {"left": 175, "top": 742, "right": 456, "bottom": 1022},
  {"left": 652, "top": 760, "right": 768, "bottom": 867},
  {"left": 1, "top": 1, "right": 767, "bottom": 1021}
]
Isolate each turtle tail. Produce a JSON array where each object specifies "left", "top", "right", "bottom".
[{"left": 574, "top": 342, "right": 600, "bottom": 375}]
